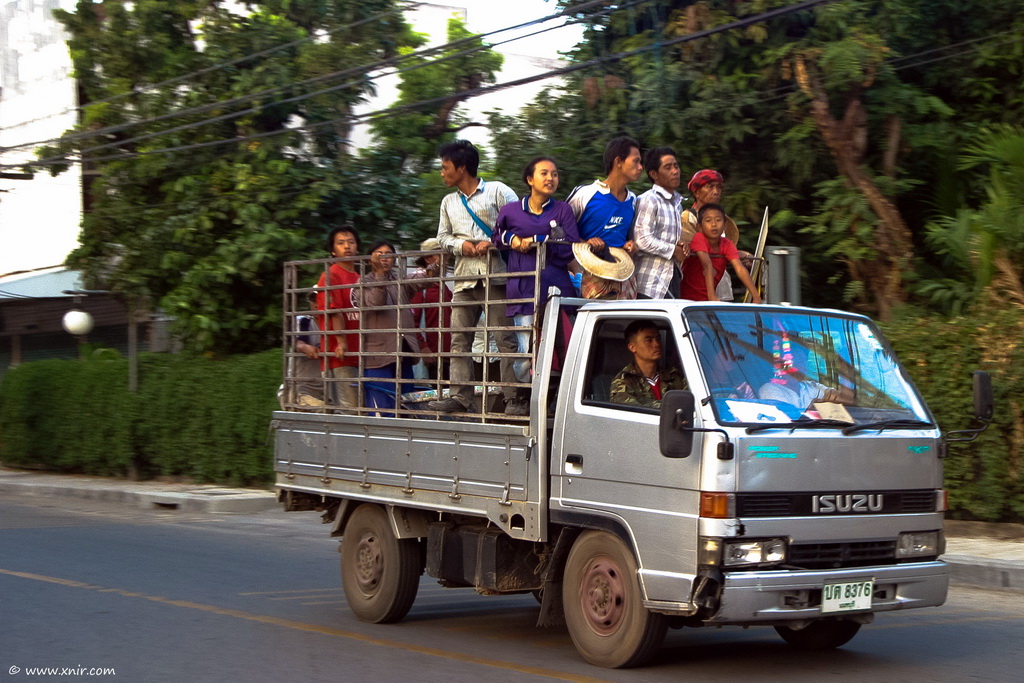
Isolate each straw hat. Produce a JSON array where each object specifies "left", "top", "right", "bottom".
[
  {"left": 572, "top": 243, "right": 635, "bottom": 282},
  {"left": 416, "top": 237, "right": 442, "bottom": 266}
]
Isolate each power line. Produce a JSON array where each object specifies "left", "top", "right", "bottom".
[
  {"left": 0, "top": 0, "right": 620, "bottom": 155},
  {"left": 11, "top": 0, "right": 837, "bottom": 171},
  {"left": 42, "top": 8, "right": 597, "bottom": 160},
  {"left": 0, "top": 1, "right": 426, "bottom": 135}
]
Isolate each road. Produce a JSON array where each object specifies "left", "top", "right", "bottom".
[{"left": 2, "top": 496, "right": 1022, "bottom": 682}]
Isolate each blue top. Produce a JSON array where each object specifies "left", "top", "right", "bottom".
[
  {"left": 566, "top": 180, "right": 637, "bottom": 247},
  {"left": 495, "top": 197, "right": 580, "bottom": 316}
]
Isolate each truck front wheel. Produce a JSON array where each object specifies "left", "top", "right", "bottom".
[
  {"left": 563, "top": 531, "right": 667, "bottom": 668},
  {"left": 774, "top": 619, "right": 861, "bottom": 650},
  {"left": 340, "top": 504, "right": 423, "bottom": 623}
]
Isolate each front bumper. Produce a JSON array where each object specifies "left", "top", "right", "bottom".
[{"left": 708, "top": 560, "right": 949, "bottom": 624}]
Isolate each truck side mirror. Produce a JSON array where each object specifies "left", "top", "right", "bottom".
[
  {"left": 973, "top": 371, "right": 993, "bottom": 422},
  {"left": 946, "top": 370, "right": 995, "bottom": 444},
  {"left": 659, "top": 390, "right": 695, "bottom": 458}
]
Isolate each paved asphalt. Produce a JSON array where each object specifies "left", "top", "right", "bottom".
[{"left": 1, "top": 467, "right": 1021, "bottom": 594}]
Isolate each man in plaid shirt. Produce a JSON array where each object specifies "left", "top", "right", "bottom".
[{"left": 633, "top": 147, "right": 688, "bottom": 299}]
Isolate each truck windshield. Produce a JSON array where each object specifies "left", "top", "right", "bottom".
[{"left": 686, "top": 309, "right": 931, "bottom": 427}]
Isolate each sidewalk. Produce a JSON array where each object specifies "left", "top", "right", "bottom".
[
  {"left": 1, "top": 468, "right": 1022, "bottom": 594},
  {"left": 0, "top": 468, "right": 278, "bottom": 514}
]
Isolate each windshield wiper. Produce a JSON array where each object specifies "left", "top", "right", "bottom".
[
  {"left": 746, "top": 418, "right": 855, "bottom": 434},
  {"left": 841, "top": 419, "right": 934, "bottom": 435}
]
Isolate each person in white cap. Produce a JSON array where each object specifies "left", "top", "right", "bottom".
[{"left": 409, "top": 238, "right": 450, "bottom": 380}]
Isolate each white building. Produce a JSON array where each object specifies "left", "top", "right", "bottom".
[{"left": 0, "top": 0, "right": 81, "bottom": 278}]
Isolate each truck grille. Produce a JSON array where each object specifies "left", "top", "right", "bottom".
[
  {"left": 735, "top": 490, "right": 937, "bottom": 517},
  {"left": 788, "top": 540, "right": 897, "bottom": 569}
]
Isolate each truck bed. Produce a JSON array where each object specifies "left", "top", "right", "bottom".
[{"left": 273, "top": 411, "right": 545, "bottom": 540}]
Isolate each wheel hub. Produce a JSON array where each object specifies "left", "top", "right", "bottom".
[
  {"left": 581, "top": 556, "right": 625, "bottom": 635},
  {"left": 354, "top": 531, "right": 383, "bottom": 595}
]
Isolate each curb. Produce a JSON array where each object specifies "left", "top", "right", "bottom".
[
  {"left": 0, "top": 476, "right": 278, "bottom": 514},
  {"left": 945, "top": 555, "right": 1024, "bottom": 594}
]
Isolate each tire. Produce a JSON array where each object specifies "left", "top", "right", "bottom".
[
  {"left": 774, "top": 619, "right": 861, "bottom": 650},
  {"left": 563, "top": 531, "right": 667, "bottom": 668},
  {"left": 340, "top": 504, "right": 423, "bottom": 624}
]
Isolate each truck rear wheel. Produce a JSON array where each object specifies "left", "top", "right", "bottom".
[
  {"left": 563, "top": 531, "right": 667, "bottom": 668},
  {"left": 340, "top": 504, "right": 422, "bottom": 623},
  {"left": 774, "top": 619, "right": 861, "bottom": 650}
]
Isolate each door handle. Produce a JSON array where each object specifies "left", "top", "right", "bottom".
[{"left": 566, "top": 454, "right": 583, "bottom": 466}]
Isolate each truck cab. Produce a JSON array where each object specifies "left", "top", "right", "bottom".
[{"left": 547, "top": 300, "right": 953, "bottom": 661}]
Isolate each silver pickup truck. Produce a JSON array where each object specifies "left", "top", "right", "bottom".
[{"left": 274, "top": 254, "right": 992, "bottom": 668}]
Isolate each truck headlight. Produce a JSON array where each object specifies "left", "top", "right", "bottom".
[
  {"left": 897, "top": 530, "right": 943, "bottom": 559},
  {"left": 700, "top": 537, "right": 787, "bottom": 568}
]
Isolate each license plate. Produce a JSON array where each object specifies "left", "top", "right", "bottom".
[{"left": 821, "top": 580, "right": 874, "bottom": 613}]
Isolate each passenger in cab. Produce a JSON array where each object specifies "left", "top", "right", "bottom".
[
  {"left": 610, "top": 320, "right": 687, "bottom": 408},
  {"left": 678, "top": 204, "right": 761, "bottom": 304},
  {"left": 568, "top": 136, "right": 643, "bottom": 299},
  {"left": 758, "top": 337, "right": 854, "bottom": 410}
]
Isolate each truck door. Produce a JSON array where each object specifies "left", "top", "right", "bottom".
[{"left": 551, "top": 313, "right": 703, "bottom": 601}]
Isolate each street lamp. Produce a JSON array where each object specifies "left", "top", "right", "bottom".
[
  {"left": 61, "top": 289, "right": 139, "bottom": 392},
  {"left": 61, "top": 308, "right": 95, "bottom": 336}
]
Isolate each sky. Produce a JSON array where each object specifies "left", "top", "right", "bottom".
[{"left": 349, "top": 0, "right": 586, "bottom": 148}]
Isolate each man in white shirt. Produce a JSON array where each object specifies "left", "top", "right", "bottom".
[{"left": 429, "top": 140, "right": 523, "bottom": 415}]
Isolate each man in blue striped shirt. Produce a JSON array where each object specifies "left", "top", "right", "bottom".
[{"left": 567, "top": 136, "right": 643, "bottom": 299}]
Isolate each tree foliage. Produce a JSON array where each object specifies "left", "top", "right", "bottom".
[
  {"left": 371, "top": 18, "right": 504, "bottom": 173},
  {"left": 38, "top": 0, "right": 424, "bottom": 353},
  {"left": 492, "top": 0, "right": 1024, "bottom": 318},
  {"left": 919, "top": 126, "right": 1024, "bottom": 313}
]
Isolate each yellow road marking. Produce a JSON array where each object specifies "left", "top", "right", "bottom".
[
  {"left": 238, "top": 588, "right": 338, "bottom": 595},
  {"left": 0, "top": 568, "right": 609, "bottom": 683},
  {"left": 872, "top": 614, "right": 1024, "bottom": 630}
]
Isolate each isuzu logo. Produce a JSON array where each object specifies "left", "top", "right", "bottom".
[{"left": 812, "top": 494, "right": 883, "bottom": 514}]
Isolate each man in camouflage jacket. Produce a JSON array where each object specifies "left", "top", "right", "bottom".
[{"left": 610, "top": 320, "right": 688, "bottom": 408}]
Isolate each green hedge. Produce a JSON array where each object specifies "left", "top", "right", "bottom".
[
  {"left": 2, "top": 310, "right": 1023, "bottom": 520},
  {"left": 0, "top": 350, "right": 281, "bottom": 486},
  {"left": 882, "top": 308, "right": 1024, "bottom": 522}
]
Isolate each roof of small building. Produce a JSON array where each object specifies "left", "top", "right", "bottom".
[{"left": 0, "top": 267, "right": 85, "bottom": 301}]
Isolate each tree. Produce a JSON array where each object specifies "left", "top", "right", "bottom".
[
  {"left": 369, "top": 16, "right": 503, "bottom": 171},
  {"left": 492, "top": 0, "right": 1024, "bottom": 317},
  {"left": 36, "top": 1, "right": 422, "bottom": 353},
  {"left": 919, "top": 126, "right": 1024, "bottom": 314}
]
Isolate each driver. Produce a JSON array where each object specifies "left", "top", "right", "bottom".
[
  {"left": 757, "top": 337, "right": 853, "bottom": 409},
  {"left": 610, "top": 320, "right": 687, "bottom": 408}
]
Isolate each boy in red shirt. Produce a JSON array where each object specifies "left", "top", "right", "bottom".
[
  {"left": 679, "top": 204, "right": 761, "bottom": 303},
  {"left": 316, "top": 225, "right": 362, "bottom": 411}
]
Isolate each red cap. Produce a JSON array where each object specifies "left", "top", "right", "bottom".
[{"left": 687, "top": 169, "right": 723, "bottom": 194}]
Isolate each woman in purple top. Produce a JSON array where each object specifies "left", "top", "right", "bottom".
[{"left": 495, "top": 156, "right": 584, "bottom": 383}]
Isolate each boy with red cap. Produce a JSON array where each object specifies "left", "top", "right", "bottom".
[{"left": 679, "top": 169, "right": 747, "bottom": 300}]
